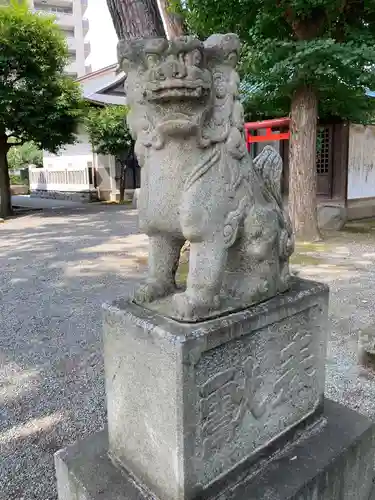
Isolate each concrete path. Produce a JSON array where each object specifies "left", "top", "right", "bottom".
[
  {"left": 2, "top": 212, "right": 375, "bottom": 499},
  {"left": 12, "top": 195, "right": 85, "bottom": 210}
]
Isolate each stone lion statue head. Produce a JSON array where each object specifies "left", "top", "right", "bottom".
[{"left": 118, "top": 34, "right": 241, "bottom": 147}]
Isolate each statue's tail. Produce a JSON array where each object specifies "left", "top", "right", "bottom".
[
  {"left": 253, "top": 146, "right": 294, "bottom": 258},
  {"left": 253, "top": 146, "right": 283, "bottom": 208}
]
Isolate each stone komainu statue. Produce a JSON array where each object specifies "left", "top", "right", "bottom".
[{"left": 118, "top": 34, "right": 294, "bottom": 321}]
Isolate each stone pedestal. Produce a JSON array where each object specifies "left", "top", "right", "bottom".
[
  {"left": 55, "top": 278, "right": 375, "bottom": 499},
  {"left": 103, "top": 278, "right": 328, "bottom": 499},
  {"left": 55, "top": 400, "right": 375, "bottom": 500}
]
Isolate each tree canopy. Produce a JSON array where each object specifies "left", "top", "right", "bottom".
[
  {"left": 7, "top": 141, "right": 43, "bottom": 170},
  {"left": 86, "top": 105, "right": 134, "bottom": 201},
  {"left": 0, "top": 0, "right": 84, "bottom": 217},
  {"left": 85, "top": 105, "right": 132, "bottom": 158},
  {"left": 182, "top": 0, "right": 375, "bottom": 240},
  {"left": 183, "top": 0, "right": 375, "bottom": 123}
]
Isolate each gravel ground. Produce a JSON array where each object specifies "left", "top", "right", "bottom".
[
  {"left": 291, "top": 225, "right": 375, "bottom": 420},
  {"left": 0, "top": 206, "right": 147, "bottom": 500},
  {"left": 1, "top": 210, "right": 375, "bottom": 499}
]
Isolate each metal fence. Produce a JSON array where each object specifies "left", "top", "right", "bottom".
[{"left": 29, "top": 165, "right": 92, "bottom": 192}]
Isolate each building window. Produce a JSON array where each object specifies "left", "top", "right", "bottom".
[
  {"left": 34, "top": 4, "right": 73, "bottom": 14},
  {"left": 316, "top": 127, "right": 331, "bottom": 175},
  {"left": 62, "top": 28, "right": 75, "bottom": 37}
]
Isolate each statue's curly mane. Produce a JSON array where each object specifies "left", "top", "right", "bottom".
[{"left": 118, "top": 34, "right": 294, "bottom": 322}]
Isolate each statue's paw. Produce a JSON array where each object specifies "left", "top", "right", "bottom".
[
  {"left": 172, "top": 292, "right": 220, "bottom": 321},
  {"left": 133, "top": 281, "right": 176, "bottom": 304}
]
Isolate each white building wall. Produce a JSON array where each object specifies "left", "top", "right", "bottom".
[
  {"left": 73, "top": 0, "right": 87, "bottom": 77},
  {"left": 347, "top": 124, "right": 375, "bottom": 200},
  {"left": 43, "top": 128, "right": 94, "bottom": 169},
  {"left": 31, "top": 0, "right": 90, "bottom": 77}
]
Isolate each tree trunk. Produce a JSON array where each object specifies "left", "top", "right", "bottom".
[
  {"left": 106, "top": 0, "right": 165, "bottom": 39},
  {"left": 0, "top": 137, "right": 12, "bottom": 219},
  {"left": 156, "top": 0, "right": 184, "bottom": 39},
  {"left": 289, "top": 87, "right": 321, "bottom": 241},
  {"left": 119, "top": 161, "right": 126, "bottom": 202}
]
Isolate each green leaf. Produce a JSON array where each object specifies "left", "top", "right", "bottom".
[
  {"left": 0, "top": 3, "right": 84, "bottom": 150},
  {"left": 185, "top": 0, "right": 375, "bottom": 122},
  {"left": 7, "top": 141, "right": 43, "bottom": 169},
  {"left": 85, "top": 105, "right": 132, "bottom": 158}
]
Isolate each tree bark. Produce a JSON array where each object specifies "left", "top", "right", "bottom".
[
  {"left": 106, "top": 0, "right": 165, "bottom": 39},
  {"left": 156, "top": 0, "right": 185, "bottom": 39},
  {"left": 119, "top": 160, "right": 126, "bottom": 202},
  {"left": 0, "top": 137, "right": 12, "bottom": 219},
  {"left": 289, "top": 87, "right": 321, "bottom": 241}
]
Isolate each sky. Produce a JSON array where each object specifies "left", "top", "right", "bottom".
[{"left": 86, "top": 0, "right": 118, "bottom": 71}]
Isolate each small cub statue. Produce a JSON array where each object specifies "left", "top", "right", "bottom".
[{"left": 119, "top": 34, "right": 294, "bottom": 321}]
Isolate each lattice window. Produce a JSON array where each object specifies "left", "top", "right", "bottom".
[{"left": 316, "top": 127, "right": 331, "bottom": 174}]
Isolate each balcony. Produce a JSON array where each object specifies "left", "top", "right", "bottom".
[
  {"left": 54, "top": 11, "right": 75, "bottom": 29},
  {"left": 82, "top": 18, "right": 89, "bottom": 36},
  {"left": 66, "top": 36, "right": 76, "bottom": 52},
  {"left": 65, "top": 60, "right": 78, "bottom": 75},
  {"left": 36, "top": 0, "right": 73, "bottom": 5},
  {"left": 84, "top": 41, "right": 91, "bottom": 58},
  {"left": 34, "top": 7, "right": 74, "bottom": 27},
  {"left": 34, "top": 1, "right": 73, "bottom": 13},
  {"left": 81, "top": 0, "right": 88, "bottom": 14}
]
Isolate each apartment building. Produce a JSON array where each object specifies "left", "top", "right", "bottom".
[{"left": 30, "top": 0, "right": 91, "bottom": 78}]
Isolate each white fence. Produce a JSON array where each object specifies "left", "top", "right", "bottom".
[{"left": 29, "top": 165, "right": 92, "bottom": 192}]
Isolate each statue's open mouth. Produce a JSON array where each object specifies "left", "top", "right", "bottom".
[{"left": 146, "top": 79, "right": 210, "bottom": 102}]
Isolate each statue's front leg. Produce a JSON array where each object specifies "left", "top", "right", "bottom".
[
  {"left": 134, "top": 235, "right": 184, "bottom": 304},
  {"left": 172, "top": 237, "right": 228, "bottom": 320}
]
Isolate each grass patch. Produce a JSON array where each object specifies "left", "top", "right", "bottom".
[
  {"left": 342, "top": 221, "right": 375, "bottom": 234},
  {"left": 176, "top": 261, "right": 189, "bottom": 286},
  {"left": 295, "top": 240, "right": 332, "bottom": 252},
  {"left": 134, "top": 254, "right": 189, "bottom": 286}
]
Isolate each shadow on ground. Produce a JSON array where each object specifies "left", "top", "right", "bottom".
[
  {"left": 290, "top": 221, "right": 375, "bottom": 427},
  {"left": 2, "top": 211, "right": 375, "bottom": 499},
  {"left": 0, "top": 207, "right": 147, "bottom": 500}
]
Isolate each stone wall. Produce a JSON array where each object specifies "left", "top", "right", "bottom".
[
  {"left": 11, "top": 185, "right": 29, "bottom": 195},
  {"left": 30, "top": 189, "right": 98, "bottom": 203}
]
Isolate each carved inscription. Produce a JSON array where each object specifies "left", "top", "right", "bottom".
[
  {"left": 273, "top": 331, "right": 316, "bottom": 408},
  {"left": 235, "top": 357, "right": 266, "bottom": 421},
  {"left": 197, "top": 356, "right": 263, "bottom": 460},
  {"left": 198, "top": 368, "right": 239, "bottom": 460},
  {"left": 196, "top": 329, "right": 317, "bottom": 461}
]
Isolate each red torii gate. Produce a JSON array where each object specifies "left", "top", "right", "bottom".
[{"left": 244, "top": 117, "right": 290, "bottom": 152}]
